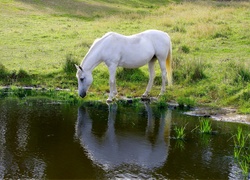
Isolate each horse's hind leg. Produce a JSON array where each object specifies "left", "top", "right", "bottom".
[
  {"left": 143, "top": 60, "right": 156, "bottom": 97},
  {"left": 158, "top": 57, "right": 167, "bottom": 96}
]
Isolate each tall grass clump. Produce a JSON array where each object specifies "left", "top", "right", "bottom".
[
  {"left": 173, "top": 57, "right": 207, "bottom": 84},
  {"left": 223, "top": 61, "right": 250, "bottom": 86},
  {"left": 63, "top": 54, "right": 79, "bottom": 74},
  {"left": 0, "top": 63, "right": 9, "bottom": 79},
  {"left": 0, "top": 64, "right": 31, "bottom": 83},
  {"left": 17, "top": 69, "right": 30, "bottom": 79},
  {"left": 234, "top": 64, "right": 250, "bottom": 85},
  {"left": 177, "top": 96, "right": 196, "bottom": 109}
]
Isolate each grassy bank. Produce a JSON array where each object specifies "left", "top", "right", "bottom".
[{"left": 0, "top": 0, "right": 250, "bottom": 113}]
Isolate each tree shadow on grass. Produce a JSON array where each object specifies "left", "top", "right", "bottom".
[{"left": 17, "top": 0, "right": 132, "bottom": 19}]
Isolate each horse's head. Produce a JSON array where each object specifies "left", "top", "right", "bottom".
[{"left": 75, "top": 65, "right": 93, "bottom": 98}]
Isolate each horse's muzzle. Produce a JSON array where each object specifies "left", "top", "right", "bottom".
[{"left": 80, "top": 92, "right": 86, "bottom": 98}]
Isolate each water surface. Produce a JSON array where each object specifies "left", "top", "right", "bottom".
[{"left": 0, "top": 98, "right": 249, "bottom": 179}]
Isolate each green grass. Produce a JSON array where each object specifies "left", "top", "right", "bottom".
[{"left": 0, "top": 0, "right": 250, "bottom": 112}]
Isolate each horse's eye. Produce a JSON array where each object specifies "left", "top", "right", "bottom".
[{"left": 80, "top": 78, "right": 84, "bottom": 82}]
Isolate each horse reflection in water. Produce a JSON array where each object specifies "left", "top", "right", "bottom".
[{"left": 75, "top": 103, "right": 172, "bottom": 175}]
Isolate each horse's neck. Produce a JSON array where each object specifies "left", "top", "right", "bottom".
[
  {"left": 81, "top": 49, "right": 102, "bottom": 72},
  {"left": 81, "top": 33, "right": 115, "bottom": 72}
]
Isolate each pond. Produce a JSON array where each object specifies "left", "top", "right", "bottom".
[{"left": 0, "top": 98, "right": 249, "bottom": 179}]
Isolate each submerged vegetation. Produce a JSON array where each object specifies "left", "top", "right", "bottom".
[{"left": 0, "top": 0, "right": 250, "bottom": 112}]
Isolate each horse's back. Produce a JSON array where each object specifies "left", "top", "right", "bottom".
[
  {"left": 141, "top": 30, "right": 171, "bottom": 57},
  {"left": 99, "top": 30, "right": 171, "bottom": 68},
  {"left": 142, "top": 30, "right": 170, "bottom": 45}
]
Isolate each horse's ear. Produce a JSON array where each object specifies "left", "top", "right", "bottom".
[{"left": 75, "top": 64, "right": 83, "bottom": 71}]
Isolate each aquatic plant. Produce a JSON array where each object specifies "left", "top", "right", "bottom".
[
  {"left": 232, "top": 127, "right": 250, "bottom": 177},
  {"left": 174, "top": 124, "right": 187, "bottom": 140},
  {"left": 233, "top": 127, "right": 247, "bottom": 148},
  {"left": 238, "top": 159, "right": 249, "bottom": 177},
  {"left": 199, "top": 118, "right": 212, "bottom": 134},
  {"left": 234, "top": 147, "right": 242, "bottom": 160}
]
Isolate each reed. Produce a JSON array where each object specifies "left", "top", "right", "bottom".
[
  {"left": 199, "top": 118, "right": 212, "bottom": 134},
  {"left": 232, "top": 127, "right": 250, "bottom": 177},
  {"left": 174, "top": 124, "right": 187, "bottom": 140}
]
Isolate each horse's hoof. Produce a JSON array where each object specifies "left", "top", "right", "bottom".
[
  {"left": 141, "top": 95, "right": 150, "bottom": 101},
  {"left": 106, "top": 99, "right": 113, "bottom": 103}
]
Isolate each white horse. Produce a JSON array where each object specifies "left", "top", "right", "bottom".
[{"left": 75, "top": 29, "right": 172, "bottom": 102}]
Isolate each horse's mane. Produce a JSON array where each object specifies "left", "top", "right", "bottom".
[
  {"left": 81, "top": 32, "right": 115, "bottom": 67},
  {"left": 92, "top": 32, "right": 115, "bottom": 47}
]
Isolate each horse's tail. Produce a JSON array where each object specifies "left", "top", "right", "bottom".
[{"left": 166, "top": 41, "right": 172, "bottom": 86}]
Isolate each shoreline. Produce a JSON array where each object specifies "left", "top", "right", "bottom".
[
  {"left": 1, "top": 86, "right": 250, "bottom": 125},
  {"left": 185, "top": 107, "right": 250, "bottom": 125}
]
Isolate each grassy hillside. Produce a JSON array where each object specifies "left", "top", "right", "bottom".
[{"left": 0, "top": 0, "right": 250, "bottom": 112}]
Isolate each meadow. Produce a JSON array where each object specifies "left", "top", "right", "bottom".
[{"left": 0, "top": 0, "right": 250, "bottom": 112}]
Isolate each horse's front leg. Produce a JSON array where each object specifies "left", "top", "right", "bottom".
[
  {"left": 143, "top": 60, "right": 156, "bottom": 97},
  {"left": 107, "top": 65, "right": 117, "bottom": 102}
]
